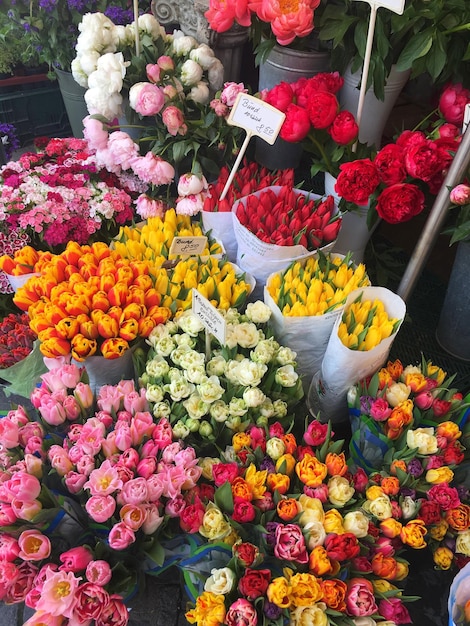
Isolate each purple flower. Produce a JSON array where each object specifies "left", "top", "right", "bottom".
[
  {"left": 360, "top": 395, "right": 373, "bottom": 414},
  {"left": 260, "top": 457, "right": 276, "bottom": 473},
  {"left": 264, "top": 522, "right": 279, "bottom": 547},
  {"left": 38, "top": 0, "right": 58, "bottom": 12},
  {"left": 105, "top": 6, "right": 134, "bottom": 25},
  {"left": 263, "top": 601, "right": 282, "bottom": 620},
  {"left": 407, "top": 459, "right": 424, "bottom": 478},
  {"left": 400, "top": 487, "right": 416, "bottom": 499}
]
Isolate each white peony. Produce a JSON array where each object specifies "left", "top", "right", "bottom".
[
  {"left": 188, "top": 82, "right": 210, "bottom": 104},
  {"left": 208, "top": 58, "right": 224, "bottom": 91},
  {"left": 137, "top": 14, "right": 166, "bottom": 39},
  {"left": 171, "top": 30, "right": 198, "bottom": 55},
  {"left": 189, "top": 44, "right": 216, "bottom": 70},
  {"left": 76, "top": 12, "right": 118, "bottom": 55},
  {"left": 85, "top": 87, "right": 122, "bottom": 120},
  {"left": 180, "top": 60, "right": 204, "bottom": 87}
]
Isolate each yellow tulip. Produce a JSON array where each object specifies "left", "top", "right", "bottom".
[{"left": 362, "top": 326, "right": 383, "bottom": 351}]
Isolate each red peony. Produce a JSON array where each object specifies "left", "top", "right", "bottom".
[
  {"left": 264, "top": 81, "right": 295, "bottom": 112},
  {"left": 307, "top": 91, "right": 339, "bottom": 129},
  {"left": 404, "top": 139, "right": 444, "bottom": 182},
  {"left": 328, "top": 111, "right": 359, "bottom": 145},
  {"left": 280, "top": 103, "right": 311, "bottom": 142},
  {"left": 438, "top": 82, "right": 470, "bottom": 125},
  {"left": 374, "top": 144, "right": 407, "bottom": 185},
  {"left": 375, "top": 183, "right": 425, "bottom": 224},
  {"left": 335, "top": 159, "right": 381, "bottom": 205}
]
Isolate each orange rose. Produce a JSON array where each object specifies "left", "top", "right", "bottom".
[
  {"left": 371, "top": 553, "right": 398, "bottom": 580},
  {"left": 266, "top": 473, "right": 290, "bottom": 495},
  {"left": 100, "top": 337, "right": 129, "bottom": 359},
  {"left": 325, "top": 452, "right": 348, "bottom": 477},
  {"left": 277, "top": 498, "right": 300, "bottom": 522},
  {"left": 380, "top": 476, "right": 400, "bottom": 496},
  {"left": 309, "top": 546, "right": 334, "bottom": 577},
  {"left": 321, "top": 578, "right": 347, "bottom": 612},
  {"left": 446, "top": 504, "right": 470, "bottom": 532},
  {"left": 231, "top": 477, "right": 252, "bottom": 501},
  {"left": 295, "top": 453, "right": 328, "bottom": 488}
]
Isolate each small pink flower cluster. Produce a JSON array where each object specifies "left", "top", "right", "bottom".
[{"left": 0, "top": 228, "right": 30, "bottom": 294}]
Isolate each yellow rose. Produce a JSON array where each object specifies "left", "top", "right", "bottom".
[
  {"left": 456, "top": 530, "right": 470, "bottom": 556},
  {"left": 328, "top": 476, "right": 355, "bottom": 508},
  {"left": 290, "top": 603, "right": 328, "bottom": 626},
  {"left": 426, "top": 466, "right": 454, "bottom": 484},
  {"left": 267, "top": 576, "right": 291, "bottom": 608},
  {"left": 199, "top": 503, "right": 232, "bottom": 541},
  {"left": 433, "top": 546, "right": 454, "bottom": 570},
  {"left": 323, "top": 509, "right": 345, "bottom": 534},
  {"left": 288, "top": 573, "right": 323, "bottom": 606}
]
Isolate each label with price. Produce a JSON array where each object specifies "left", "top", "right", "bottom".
[{"left": 226, "top": 93, "right": 286, "bottom": 145}]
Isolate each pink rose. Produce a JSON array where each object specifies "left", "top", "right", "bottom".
[
  {"left": 162, "top": 105, "right": 187, "bottom": 136},
  {"left": 220, "top": 81, "right": 247, "bottom": 107},
  {"left": 129, "top": 82, "right": 165, "bottom": 116},
  {"left": 346, "top": 578, "right": 378, "bottom": 616},
  {"left": 85, "top": 560, "right": 112, "bottom": 586},
  {"left": 59, "top": 546, "right": 93, "bottom": 572},
  {"left": 274, "top": 523, "right": 309, "bottom": 564},
  {"left": 225, "top": 598, "right": 258, "bottom": 626},
  {"left": 108, "top": 522, "right": 136, "bottom": 550}
]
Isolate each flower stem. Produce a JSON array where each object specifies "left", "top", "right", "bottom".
[{"left": 306, "top": 132, "right": 334, "bottom": 174}]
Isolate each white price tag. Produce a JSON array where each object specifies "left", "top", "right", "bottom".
[
  {"left": 353, "top": 0, "right": 405, "bottom": 14},
  {"left": 227, "top": 93, "right": 286, "bottom": 145},
  {"left": 192, "top": 289, "right": 226, "bottom": 346},
  {"left": 169, "top": 236, "right": 207, "bottom": 256}
]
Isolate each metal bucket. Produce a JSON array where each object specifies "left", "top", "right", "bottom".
[{"left": 55, "top": 68, "right": 88, "bottom": 138}]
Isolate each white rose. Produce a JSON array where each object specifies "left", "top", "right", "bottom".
[
  {"left": 188, "top": 81, "right": 210, "bottom": 104},
  {"left": 275, "top": 364, "right": 298, "bottom": 388},
  {"left": 197, "top": 376, "right": 225, "bottom": 403},
  {"left": 206, "top": 355, "right": 226, "bottom": 377},
  {"left": 234, "top": 359, "right": 267, "bottom": 387},
  {"left": 145, "top": 384, "right": 164, "bottom": 403},
  {"left": 152, "top": 401, "right": 171, "bottom": 419},
  {"left": 266, "top": 437, "right": 285, "bottom": 461},
  {"left": 303, "top": 521, "right": 326, "bottom": 550},
  {"left": 328, "top": 476, "right": 355, "bottom": 507},
  {"left": 171, "top": 30, "right": 198, "bottom": 55},
  {"left": 385, "top": 381, "right": 411, "bottom": 407},
  {"left": 229, "top": 322, "right": 260, "bottom": 349},
  {"left": 228, "top": 398, "right": 248, "bottom": 416},
  {"left": 164, "top": 377, "right": 195, "bottom": 401},
  {"left": 184, "top": 365, "right": 207, "bottom": 385},
  {"left": 276, "top": 346, "right": 297, "bottom": 366},
  {"left": 245, "top": 301, "right": 272, "bottom": 324},
  {"left": 242, "top": 387, "right": 266, "bottom": 408},
  {"left": 85, "top": 87, "right": 122, "bottom": 119},
  {"left": 178, "top": 311, "right": 205, "bottom": 336},
  {"left": 343, "top": 510, "right": 370, "bottom": 538},
  {"left": 183, "top": 394, "right": 209, "bottom": 420},
  {"left": 138, "top": 14, "right": 165, "bottom": 39},
  {"left": 204, "top": 567, "right": 236, "bottom": 595},
  {"left": 146, "top": 356, "right": 170, "bottom": 379},
  {"left": 273, "top": 399, "right": 288, "bottom": 418},
  {"left": 406, "top": 428, "right": 438, "bottom": 455},
  {"left": 209, "top": 400, "right": 229, "bottom": 423},
  {"left": 208, "top": 58, "right": 224, "bottom": 91},
  {"left": 189, "top": 44, "right": 216, "bottom": 70}
]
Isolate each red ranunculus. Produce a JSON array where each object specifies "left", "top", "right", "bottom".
[
  {"left": 375, "top": 183, "right": 425, "bottom": 224},
  {"left": 335, "top": 159, "right": 381, "bottom": 205},
  {"left": 328, "top": 111, "right": 358, "bottom": 145},
  {"left": 280, "top": 103, "right": 311, "bottom": 142},
  {"left": 438, "top": 82, "right": 470, "bottom": 125},
  {"left": 238, "top": 568, "right": 271, "bottom": 600},
  {"left": 374, "top": 143, "right": 407, "bottom": 185},
  {"left": 307, "top": 92, "right": 339, "bottom": 129},
  {"left": 264, "top": 81, "right": 295, "bottom": 112}
]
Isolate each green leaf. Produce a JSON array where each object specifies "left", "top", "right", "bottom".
[
  {"left": 395, "top": 31, "right": 433, "bottom": 71},
  {"left": 214, "top": 481, "right": 234, "bottom": 514}
]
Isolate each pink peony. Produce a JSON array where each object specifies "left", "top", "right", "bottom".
[
  {"left": 132, "top": 152, "right": 175, "bottom": 185},
  {"left": 162, "top": 105, "right": 188, "bottom": 136},
  {"left": 83, "top": 116, "right": 109, "bottom": 151},
  {"left": 129, "top": 82, "right": 165, "bottom": 116}
]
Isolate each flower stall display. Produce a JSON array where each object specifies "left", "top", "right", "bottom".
[
  {"left": 136, "top": 302, "right": 304, "bottom": 452},
  {"left": 184, "top": 420, "right": 419, "bottom": 626},
  {"left": 201, "top": 161, "right": 295, "bottom": 262},
  {"left": 0, "top": 137, "right": 145, "bottom": 253},
  {"left": 0, "top": 367, "right": 207, "bottom": 625},
  {"left": 232, "top": 185, "right": 341, "bottom": 297},
  {"left": 307, "top": 286, "right": 406, "bottom": 424},
  {"left": 0, "top": 230, "right": 33, "bottom": 303},
  {"left": 73, "top": 12, "right": 247, "bottom": 207},
  {"left": 0, "top": 313, "right": 37, "bottom": 369},
  {"left": 347, "top": 357, "right": 470, "bottom": 472},
  {"left": 264, "top": 252, "right": 370, "bottom": 386}
]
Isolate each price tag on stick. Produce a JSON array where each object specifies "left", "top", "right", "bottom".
[
  {"left": 192, "top": 289, "right": 227, "bottom": 358},
  {"left": 352, "top": 0, "right": 405, "bottom": 151},
  {"left": 219, "top": 93, "right": 286, "bottom": 200}
]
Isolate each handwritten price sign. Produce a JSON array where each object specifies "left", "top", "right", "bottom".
[{"left": 227, "top": 93, "right": 286, "bottom": 145}]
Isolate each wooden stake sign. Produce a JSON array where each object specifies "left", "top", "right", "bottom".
[
  {"left": 219, "top": 93, "right": 285, "bottom": 200},
  {"left": 192, "top": 289, "right": 227, "bottom": 358}
]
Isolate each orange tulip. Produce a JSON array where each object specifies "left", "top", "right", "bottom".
[
  {"left": 122, "top": 303, "right": 146, "bottom": 320},
  {"left": 97, "top": 314, "right": 119, "bottom": 338},
  {"left": 0, "top": 256, "right": 16, "bottom": 273},
  {"left": 56, "top": 317, "right": 81, "bottom": 340},
  {"left": 91, "top": 291, "right": 110, "bottom": 313},
  {"left": 40, "top": 336, "right": 71, "bottom": 358},
  {"left": 79, "top": 318, "right": 99, "bottom": 340},
  {"left": 138, "top": 317, "right": 156, "bottom": 338},
  {"left": 130, "top": 261, "right": 151, "bottom": 276},
  {"left": 116, "top": 265, "right": 135, "bottom": 286},
  {"left": 144, "top": 288, "right": 162, "bottom": 308},
  {"left": 70, "top": 334, "right": 98, "bottom": 361},
  {"left": 101, "top": 337, "right": 129, "bottom": 359},
  {"left": 119, "top": 318, "right": 139, "bottom": 341},
  {"left": 276, "top": 498, "right": 300, "bottom": 522},
  {"left": 127, "top": 286, "right": 146, "bottom": 306},
  {"left": 91, "top": 241, "right": 112, "bottom": 261},
  {"left": 133, "top": 275, "right": 153, "bottom": 291},
  {"left": 147, "top": 306, "right": 171, "bottom": 324},
  {"left": 107, "top": 306, "right": 124, "bottom": 324},
  {"left": 64, "top": 294, "right": 92, "bottom": 317},
  {"left": 108, "top": 282, "right": 129, "bottom": 307},
  {"left": 100, "top": 272, "right": 116, "bottom": 292},
  {"left": 62, "top": 241, "right": 86, "bottom": 266}
]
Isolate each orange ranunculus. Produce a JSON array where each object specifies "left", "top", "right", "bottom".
[
  {"left": 231, "top": 477, "right": 252, "bottom": 501},
  {"left": 400, "top": 519, "right": 427, "bottom": 549},
  {"left": 275, "top": 453, "right": 296, "bottom": 476},
  {"left": 446, "top": 504, "right": 470, "bottom": 532},
  {"left": 79, "top": 318, "right": 99, "bottom": 340},
  {"left": 56, "top": 317, "right": 81, "bottom": 340},
  {"left": 295, "top": 453, "right": 328, "bottom": 488},
  {"left": 371, "top": 553, "right": 398, "bottom": 580},
  {"left": 127, "top": 286, "right": 146, "bottom": 306},
  {"left": 138, "top": 316, "right": 157, "bottom": 338},
  {"left": 40, "top": 336, "right": 71, "bottom": 358},
  {"left": 277, "top": 498, "right": 300, "bottom": 522},
  {"left": 325, "top": 452, "right": 348, "bottom": 477},
  {"left": 309, "top": 546, "right": 333, "bottom": 577},
  {"left": 97, "top": 314, "right": 119, "bottom": 339},
  {"left": 108, "top": 282, "right": 130, "bottom": 307},
  {"left": 380, "top": 476, "right": 400, "bottom": 496},
  {"left": 321, "top": 578, "right": 347, "bottom": 612},
  {"left": 282, "top": 433, "right": 297, "bottom": 455},
  {"left": 119, "top": 318, "right": 139, "bottom": 342},
  {"left": 123, "top": 303, "right": 146, "bottom": 320},
  {"left": 380, "top": 518, "right": 402, "bottom": 538},
  {"left": 147, "top": 305, "right": 171, "bottom": 324},
  {"left": 390, "top": 460, "right": 407, "bottom": 475},
  {"left": 266, "top": 472, "right": 290, "bottom": 495},
  {"left": 107, "top": 306, "right": 124, "bottom": 324},
  {"left": 70, "top": 334, "right": 98, "bottom": 361},
  {"left": 144, "top": 287, "right": 163, "bottom": 308},
  {"left": 100, "top": 337, "right": 129, "bottom": 359}
]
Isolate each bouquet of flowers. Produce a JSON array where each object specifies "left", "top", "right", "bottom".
[
  {"left": 0, "top": 137, "right": 144, "bottom": 253},
  {"left": 184, "top": 419, "right": 418, "bottom": 626},
  {"left": 136, "top": 301, "right": 304, "bottom": 452},
  {"left": 0, "top": 229, "right": 31, "bottom": 300},
  {"left": 73, "top": 12, "right": 246, "bottom": 206},
  {"left": 347, "top": 357, "right": 470, "bottom": 473},
  {"left": 0, "top": 367, "right": 205, "bottom": 625}
]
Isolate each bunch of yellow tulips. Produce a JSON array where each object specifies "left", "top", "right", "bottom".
[
  {"left": 266, "top": 253, "right": 370, "bottom": 316},
  {"left": 338, "top": 295, "right": 400, "bottom": 351}
]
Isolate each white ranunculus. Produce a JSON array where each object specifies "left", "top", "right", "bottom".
[
  {"left": 208, "top": 58, "right": 224, "bottom": 91},
  {"left": 178, "top": 311, "right": 205, "bottom": 336},
  {"left": 245, "top": 301, "right": 272, "bottom": 324},
  {"left": 274, "top": 364, "right": 298, "bottom": 387},
  {"left": 234, "top": 359, "right": 267, "bottom": 387},
  {"left": 180, "top": 59, "right": 204, "bottom": 87},
  {"left": 204, "top": 567, "right": 236, "bottom": 595},
  {"left": 197, "top": 376, "right": 225, "bottom": 403},
  {"left": 190, "top": 44, "right": 216, "bottom": 70},
  {"left": 138, "top": 14, "right": 165, "bottom": 39},
  {"left": 209, "top": 400, "right": 229, "bottom": 423},
  {"left": 242, "top": 387, "right": 266, "bottom": 408},
  {"left": 183, "top": 394, "right": 209, "bottom": 420},
  {"left": 187, "top": 81, "right": 210, "bottom": 104},
  {"left": 85, "top": 87, "right": 122, "bottom": 120},
  {"left": 171, "top": 30, "right": 198, "bottom": 55}
]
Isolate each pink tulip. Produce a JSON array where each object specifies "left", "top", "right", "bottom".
[
  {"left": 18, "top": 530, "right": 51, "bottom": 561},
  {"left": 120, "top": 477, "right": 148, "bottom": 505},
  {"left": 64, "top": 472, "right": 88, "bottom": 495},
  {"left": 119, "top": 503, "right": 146, "bottom": 530},
  {"left": 59, "top": 546, "right": 93, "bottom": 572},
  {"left": 0, "top": 504, "right": 18, "bottom": 526},
  {"left": 108, "top": 522, "right": 136, "bottom": 550},
  {"left": 0, "top": 417, "right": 19, "bottom": 449},
  {"left": 11, "top": 498, "right": 42, "bottom": 521},
  {"left": 85, "top": 560, "right": 112, "bottom": 586},
  {"left": 5, "top": 471, "right": 41, "bottom": 501},
  {"left": 74, "top": 382, "right": 94, "bottom": 409},
  {"left": 0, "top": 534, "right": 20, "bottom": 561},
  {"left": 38, "top": 396, "right": 67, "bottom": 426},
  {"left": 85, "top": 495, "right": 116, "bottom": 523},
  {"left": 136, "top": 457, "right": 157, "bottom": 479},
  {"left": 114, "top": 422, "right": 132, "bottom": 451},
  {"left": 84, "top": 461, "right": 123, "bottom": 496},
  {"left": 142, "top": 503, "right": 164, "bottom": 535},
  {"left": 35, "top": 570, "right": 80, "bottom": 617}
]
